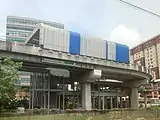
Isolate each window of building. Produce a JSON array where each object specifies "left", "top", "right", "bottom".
[
  {"left": 6, "top": 37, "right": 25, "bottom": 42},
  {"left": 6, "top": 30, "right": 30, "bottom": 37}
]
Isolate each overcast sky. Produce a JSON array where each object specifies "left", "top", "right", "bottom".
[{"left": 0, "top": 0, "right": 160, "bottom": 48}]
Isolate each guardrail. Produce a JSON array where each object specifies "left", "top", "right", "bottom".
[{"left": 0, "top": 40, "right": 150, "bottom": 74}]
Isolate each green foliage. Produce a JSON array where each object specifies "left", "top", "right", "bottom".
[
  {"left": 148, "top": 105, "right": 160, "bottom": 110},
  {"left": 33, "top": 108, "right": 49, "bottom": 115},
  {"left": 0, "top": 57, "right": 22, "bottom": 112},
  {"left": 138, "top": 86, "right": 147, "bottom": 92},
  {"left": 21, "top": 86, "right": 29, "bottom": 93}
]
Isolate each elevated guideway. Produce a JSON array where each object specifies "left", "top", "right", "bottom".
[{"left": 0, "top": 41, "right": 152, "bottom": 110}]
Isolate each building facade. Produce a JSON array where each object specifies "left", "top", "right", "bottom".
[
  {"left": 6, "top": 16, "right": 64, "bottom": 86},
  {"left": 6, "top": 16, "right": 64, "bottom": 43},
  {"left": 130, "top": 34, "right": 160, "bottom": 100}
]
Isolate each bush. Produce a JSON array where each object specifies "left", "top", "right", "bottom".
[
  {"left": 148, "top": 105, "right": 160, "bottom": 110},
  {"left": 40, "top": 108, "right": 49, "bottom": 114}
]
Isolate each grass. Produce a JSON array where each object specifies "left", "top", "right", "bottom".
[{"left": 0, "top": 109, "right": 160, "bottom": 120}]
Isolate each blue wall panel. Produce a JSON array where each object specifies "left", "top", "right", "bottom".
[
  {"left": 116, "top": 43, "right": 129, "bottom": 63},
  {"left": 106, "top": 41, "right": 108, "bottom": 59},
  {"left": 69, "top": 31, "right": 80, "bottom": 54}
]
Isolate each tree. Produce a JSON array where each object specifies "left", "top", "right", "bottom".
[
  {"left": 139, "top": 86, "right": 148, "bottom": 108},
  {"left": 0, "top": 57, "right": 22, "bottom": 112}
]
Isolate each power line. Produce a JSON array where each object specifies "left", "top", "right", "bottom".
[{"left": 116, "top": 0, "right": 160, "bottom": 18}]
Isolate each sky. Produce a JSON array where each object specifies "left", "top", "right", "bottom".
[{"left": 0, "top": 0, "right": 160, "bottom": 48}]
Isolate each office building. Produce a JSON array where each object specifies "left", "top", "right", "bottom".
[
  {"left": 6, "top": 16, "right": 64, "bottom": 43},
  {"left": 130, "top": 34, "right": 160, "bottom": 100},
  {"left": 6, "top": 16, "right": 64, "bottom": 86}
]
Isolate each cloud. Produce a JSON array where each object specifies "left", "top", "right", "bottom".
[{"left": 109, "top": 24, "right": 142, "bottom": 48}]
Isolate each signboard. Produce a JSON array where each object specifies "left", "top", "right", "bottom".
[{"left": 41, "top": 58, "right": 83, "bottom": 68}]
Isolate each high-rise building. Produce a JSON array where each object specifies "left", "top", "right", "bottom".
[
  {"left": 6, "top": 16, "right": 64, "bottom": 86},
  {"left": 130, "top": 34, "right": 160, "bottom": 100},
  {"left": 6, "top": 16, "right": 64, "bottom": 43}
]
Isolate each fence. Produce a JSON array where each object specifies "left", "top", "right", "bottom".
[{"left": 0, "top": 109, "right": 160, "bottom": 120}]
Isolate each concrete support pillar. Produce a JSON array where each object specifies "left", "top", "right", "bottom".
[
  {"left": 79, "top": 69, "right": 101, "bottom": 110},
  {"left": 81, "top": 83, "right": 92, "bottom": 110},
  {"left": 130, "top": 88, "right": 139, "bottom": 109}
]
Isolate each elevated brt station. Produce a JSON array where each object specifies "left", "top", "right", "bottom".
[{"left": 0, "top": 23, "right": 152, "bottom": 110}]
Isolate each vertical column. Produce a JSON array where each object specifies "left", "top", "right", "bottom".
[
  {"left": 44, "top": 92, "right": 46, "bottom": 108},
  {"left": 73, "top": 96, "right": 75, "bottom": 109},
  {"left": 144, "top": 93, "right": 147, "bottom": 108},
  {"left": 105, "top": 97, "right": 108, "bottom": 109},
  {"left": 120, "top": 97, "right": 122, "bottom": 108},
  {"left": 102, "top": 95, "right": 105, "bottom": 110},
  {"left": 92, "top": 97, "right": 95, "bottom": 109},
  {"left": 29, "top": 93, "right": 31, "bottom": 109},
  {"left": 29, "top": 73, "right": 32, "bottom": 109},
  {"left": 47, "top": 74, "right": 50, "bottom": 110},
  {"left": 81, "top": 83, "right": 92, "bottom": 110},
  {"left": 116, "top": 96, "right": 119, "bottom": 108},
  {"left": 32, "top": 91, "right": 34, "bottom": 110},
  {"left": 130, "top": 88, "right": 138, "bottom": 109},
  {"left": 110, "top": 97, "right": 113, "bottom": 109},
  {"left": 58, "top": 95, "right": 61, "bottom": 109},
  {"left": 114, "top": 97, "right": 117, "bottom": 108},
  {"left": 31, "top": 73, "right": 35, "bottom": 110},
  {"left": 98, "top": 82, "right": 101, "bottom": 110},
  {"left": 77, "top": 94, "right": 79, "bottom": 109},
  {"left": 62, "top": 79, "right": 65, "bottom": 110}
]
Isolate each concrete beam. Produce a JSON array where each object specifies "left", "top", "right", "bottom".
[
  {"left": 124, "top": 79, "right": 148, "bottom": 88},
  {"left": 91, "top": 91, "right": 124, "bottom": 97},
  {"left": 78, "top": 69, "right": 102, "bottom": 83},
  {"left": 0, "top": 50, "right": 152, "bottom": 84}
]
